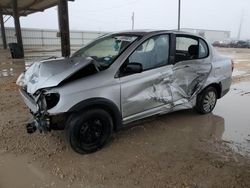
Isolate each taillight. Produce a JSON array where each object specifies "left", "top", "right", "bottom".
[{"left": 231, "top": 59, "right": 234, "bottom": 72}]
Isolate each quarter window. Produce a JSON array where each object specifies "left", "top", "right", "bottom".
[{"left": 199, "top": 39, "right": 209, "bottom": 58}]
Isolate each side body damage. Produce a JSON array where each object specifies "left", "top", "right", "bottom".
[{"left": 17, "top": 30, "right": 232, "bottom": 135}]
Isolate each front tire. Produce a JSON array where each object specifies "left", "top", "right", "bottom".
[
  {"left": 195, "top": 87, "right": 217, "bottom": 114},
  {"left": 66, "top": 109, "right": 113, "bottom": 154}
]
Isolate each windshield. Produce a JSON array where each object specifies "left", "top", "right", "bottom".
[{"left": 72, "top": 34, "right": 139, "bottom": 68}]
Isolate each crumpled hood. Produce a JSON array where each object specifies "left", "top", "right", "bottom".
[{"left": 17, "top": 57, "right": 93, "bottom": 94}]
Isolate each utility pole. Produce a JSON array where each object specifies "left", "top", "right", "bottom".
[
  {"left": 132, "top": 12, "right": 134, "bottom": 30},
  {"left": 237, "top": 10, "right": 244, "bottom": 40},
  {"left": 178, "top": 0, "right": 181, "bottom": 30}
]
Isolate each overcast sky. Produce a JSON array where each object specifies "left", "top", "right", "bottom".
[{"left": 4, "top": 0, "right": 250, "bottom": 39}]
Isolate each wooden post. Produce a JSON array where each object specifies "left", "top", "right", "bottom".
[
  {"left": 0, "top": 12, "right": 7, "bottom": 49},
  {"left": 58, "top": 0, "right": 70, "bottom": 57},
  {"left": 12, "top": 0, "right": 24, "bottom": 58}
]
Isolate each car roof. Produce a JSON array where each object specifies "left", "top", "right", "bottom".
[{"left": 111, "top": 29, "right": 200, "bottom": 37}]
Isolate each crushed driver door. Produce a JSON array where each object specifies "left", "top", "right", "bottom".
[{"left": 119, "top": 34, "right": 174, "bottom": 121}]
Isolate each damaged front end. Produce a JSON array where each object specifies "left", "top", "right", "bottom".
[
  {"left": 16, "top": 56, "right": 99, "bottom": 134},
  {"left": 19, "top": 87, "right": 59, "bottom": 134}
]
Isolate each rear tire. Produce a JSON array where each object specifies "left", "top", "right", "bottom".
[
  {"left": 66, "top": 109, "right": 113, "bottom": 154},
  {"left": 195, "top": 86, "right": 217, "bottom": 114}
]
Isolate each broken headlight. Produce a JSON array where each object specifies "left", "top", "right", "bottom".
[{"left": 45, "top": 93, "right": 60, "bottom": 110}]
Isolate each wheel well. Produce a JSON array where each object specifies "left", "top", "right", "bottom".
[
  {"left": 83, "top": 104, "right": 120, "bottom": 131},
  {"left": 204, "top": 83, "right": 222, "bottom": 98},
  {"left": 68, "top": 98, "right": 122, "bottom": 131}
]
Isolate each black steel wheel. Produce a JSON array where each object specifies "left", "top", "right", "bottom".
[{"left": 66, "top": 109, "right": 113, "bottom": 154}]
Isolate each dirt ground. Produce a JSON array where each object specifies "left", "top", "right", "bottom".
[{"left": 0, "top": 48, "right": 250, "bottom": 188}]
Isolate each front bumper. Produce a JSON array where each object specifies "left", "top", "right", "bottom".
[
  {"left": 19, "top": 88, "right": 38, "bottom": 113},
  {"left": 19, "top": 88, "right": 51, "bottom": 133}
]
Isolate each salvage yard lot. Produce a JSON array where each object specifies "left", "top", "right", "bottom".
[{"left": 0, "top": 48, "right": 250, "bottom": 188}]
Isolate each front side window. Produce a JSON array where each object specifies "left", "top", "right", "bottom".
[
  {"left": 72, "top": 34, "right": 139, "bottom": 69},
  {"left": 126, "top": 35, "right": 169, "bottom": 71},
  {"left": 175, "top": 36, "right": 209, "bottom": 63}
]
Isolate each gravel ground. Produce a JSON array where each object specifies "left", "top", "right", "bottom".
[{"left": 0, "top": 48, "right": 250, "bottom": 188}]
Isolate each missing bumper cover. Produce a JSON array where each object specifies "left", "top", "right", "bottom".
[{"left": 26, "top": 117, "right": 51, "bottom": 134}]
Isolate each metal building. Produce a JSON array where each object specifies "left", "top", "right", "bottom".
[{"left": 181, "top": 28, "right": 231, "bottom": 44}]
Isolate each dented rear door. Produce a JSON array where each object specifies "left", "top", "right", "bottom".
[{"left": 171, "top": 35, "right": 212, "bottom": 108}]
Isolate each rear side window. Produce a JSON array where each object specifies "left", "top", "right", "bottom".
[
  {"left": 176, "top": 37, "right": 198, "bottom": 51},
  {"left": 175, "top": 36, "right": 209, "bottom": 63}
]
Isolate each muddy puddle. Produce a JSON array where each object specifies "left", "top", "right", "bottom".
[
  {"left": 232, "top": 70, "right": 247, "bottom": 77},
  {"left": 0, "top": 68, "right": 15, "bottom": 77},
  {"left": 213, "top": 81, "right": 250, "bottom": 156},
  {"left": 0, "top": 58, "right": 53, "bottom": 78}
]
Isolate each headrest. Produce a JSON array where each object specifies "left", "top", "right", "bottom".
[{"left": 188, "top": 45, "right": 199, "bottom": 56}]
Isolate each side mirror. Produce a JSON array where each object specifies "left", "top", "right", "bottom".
[{"left": 123, "top": 62, "right": 143, "bottom": 74}]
